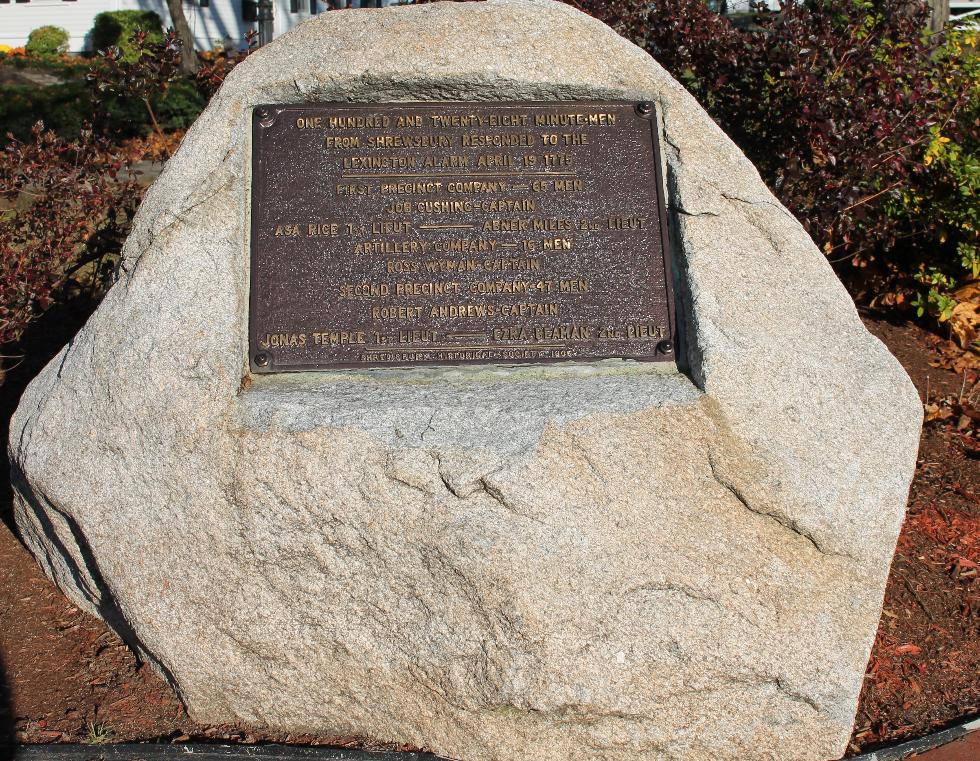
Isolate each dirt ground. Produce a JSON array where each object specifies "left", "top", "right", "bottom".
[
  {"left": 0, "top": 307, "right": 977, "bottom": 755},
  {"left": 851, "top": 320, "right": 979, "bottom": 753}
]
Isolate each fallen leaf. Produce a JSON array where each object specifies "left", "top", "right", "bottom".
[
  {"left": 924, "top": 403, "right": 955, "bottom": 422},
  {"left": 950, "top": 282, "right": 980, "bottom": 349},
  {"left": 894, "top": 643, "right": 922, "bottom": 655}
]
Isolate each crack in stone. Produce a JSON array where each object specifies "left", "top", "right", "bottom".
[
  {"left": 427, "top": 452, "right": 464, "bottom": 498},
  {"left": 53, "top": 338, "right": 76, "bottom": 380},
  {"left": 480, "top": 701, "right": 685, "bottom": 758},
  {"left": 211, "top": 620, "right": 281, "bottom": 665},
  {"left": 721, "top": 674, "right": 823, "bottom": 713},
  {"left": 627, "top": 581, "right": 711, "bottom": 605},
  {"left": 625, "top": 581, "right": 763, "bottom": 631},
  {"left": 720, "top": 191, "right": 797, "bottom": 222},
  {"left": 428, "top": 453, "right": 546, "bottom": 526},
  {"left": 659, "top": 674, "right": 822, "bottom": 713},
  {"left": 713, "top": 191, "right": 800, "bottom": 254},
  {"left": 774, "top": 677, "right": 822, "bottom": 712},
  {"left": 660, "top": 117, "right": 683, "bottom": 157},
  {"left": 671, "top": 205, "right": 720, "bottom": 218},
  {"left": 420, "top": 411, "right": 437, "bottom": 442},
  {"left": 438, "top": 468, "right": 462, "bottom": 498},
  {"left": 123, "top": 177, "right": 234, "bottom": 275},
  {"left": 487, "top": 700, "right": 665, "bottom": 726},
  {"left": 381, "top": 456, "right": 433, "bottom": 496},
  {"left": 707, "top": 452, "right": 851, "bottom": 560},
  {"left": 474, "top": 475, "right": 546, "bottom": 527},
  {"left": 561, "top": 432, "right": 608, "bottom": 488}
]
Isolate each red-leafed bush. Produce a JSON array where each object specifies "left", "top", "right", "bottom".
[
  {"left": 87, "top": 29, "right": 185, "bottom": 139},
  {"left": 0, "top": 31, "right": 253, "bottom": 373},
  {"left": 83, "top": 29, "right": 253, "bottom": 147},
  {"left": 195, "top": 31, "right": 258, "bottom": 99},
  {"left": 572, "top": 0, "right": 977, "bottom": 340},
  {"left": 0, "top": 122, "right": 142, "bottom": 349}
]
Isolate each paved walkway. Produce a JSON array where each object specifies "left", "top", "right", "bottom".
[{"left": 914, "top": 730, "right": 980, "bottom": 761}]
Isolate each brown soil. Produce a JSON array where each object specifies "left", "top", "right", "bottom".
[
  {"left": 0, "top": 307, "right": 977, "bottom": 754},
  {"left": 850, "top": 319, "right": 980, "bottom": 754}
]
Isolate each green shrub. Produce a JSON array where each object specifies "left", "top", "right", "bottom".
[
  {"left": 0, "top": 78, "right": 204, "bottom": 145},
  {"left": 3, "top": 55, "right": 90, "bottom": 78},
  {"left": 97, "top": 90, "right": 154, "bottom": 139},
  {"left": 97, "top": 78, "right": 206, "bottom": 135},
  {"left": 154, "top": 79, "right": 207, "bottom": 131},
  {"left": 0, "top": 82, "right": 94, "bottom": 142},
  {"left": 90, "top": 11, "right": 164, "bottom": 61},
  {"left": 887, "top": 27, "right": 979, "bottom": 345},
  {"left": 25, "top": 26, "right": 69, "bottom": 59}
]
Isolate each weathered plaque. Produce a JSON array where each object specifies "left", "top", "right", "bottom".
[{"left": 249, "top": 101, "right": 675, "bottom": 371}]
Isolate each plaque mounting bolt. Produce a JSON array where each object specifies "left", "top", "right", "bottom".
[
  {"left": 254, "top": 353, "right": 270, "bottom": 367},
  {"left": 657, "top": 340, "right": 674, "bottom": 354},
  {"left": 256, "top": 107, "right": 275, "bottom": 127},
  {"left": 636, "top": 101, "right": 654, "bottom": 117}
]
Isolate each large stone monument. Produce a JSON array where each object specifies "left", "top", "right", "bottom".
[{"left": 9, "top": 1, "right": 921, "bottom": 760}]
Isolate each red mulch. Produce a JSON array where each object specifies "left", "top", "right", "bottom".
[
  {"left": 0, "top": 525, "right": 188, "bottom": 744},
  {"left": 0, "top": 309, "right": 977, "bottom": 754},
  {"left": 850, "top": 320, "right": 980, "bottom": 754}
]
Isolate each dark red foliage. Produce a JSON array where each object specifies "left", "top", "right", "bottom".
[
  {"left": 87, "top": 28, "right": 183, "bottom": 98},
  {"left": 88, "top": 27, "right": 257, "bottom": 125},
  {"left": 1, "top": 31, "right": 253, "bottom": 360},
  {"left": 0, "top": 122, "right": 142, "bottom": 348},
  {"left": 573, "top": 0, "right": 970, "bottom": 298},
  {"left": 87, "top": 29, "right": 184, "bottom": 136},
  {"left": 195, "top": 31, "right": 258, "bottom": 99}
]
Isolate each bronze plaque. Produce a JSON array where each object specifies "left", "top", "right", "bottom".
[{"left": 249, "top": 101, "right": 675, "bottom": 372}]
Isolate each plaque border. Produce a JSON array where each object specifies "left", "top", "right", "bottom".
[{"left": 248, "top": 100, "right": 677, "bottom": 373}]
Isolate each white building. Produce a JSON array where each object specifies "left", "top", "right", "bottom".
[{"left": 0, "top": 0, "right": 404, "bottom": 53}]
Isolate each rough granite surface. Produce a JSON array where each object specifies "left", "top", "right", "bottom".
[{"left": 9, "top": 1, "right": 922, "bottom": 760}]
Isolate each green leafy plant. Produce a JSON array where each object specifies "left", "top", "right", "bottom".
[
  {"left": 0, "top": 81, "right": 206, "bottom": 145},
  {"left": 0, "top": 49, "right": 90, "bottom": 78},
  {"left": 83, "top": 721, "right": 113, "bottom": 745},
  {"left": 90, "top": 10, "right": 164, "bottom": 62},
  {"left": 0, "top": 82, "right": 94, "bottom": 143},
  {"left": 154, "top": 78, "right": 207, "bottom": 131},
  {"left": 912, "top": 267, "right": 958, "bottom": 321},
  {"left": 25, "top": 26, "right": 69, "bottom": 59},
  {"left": 884, "top": 26, "right": 980, "bottom": 344}
]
